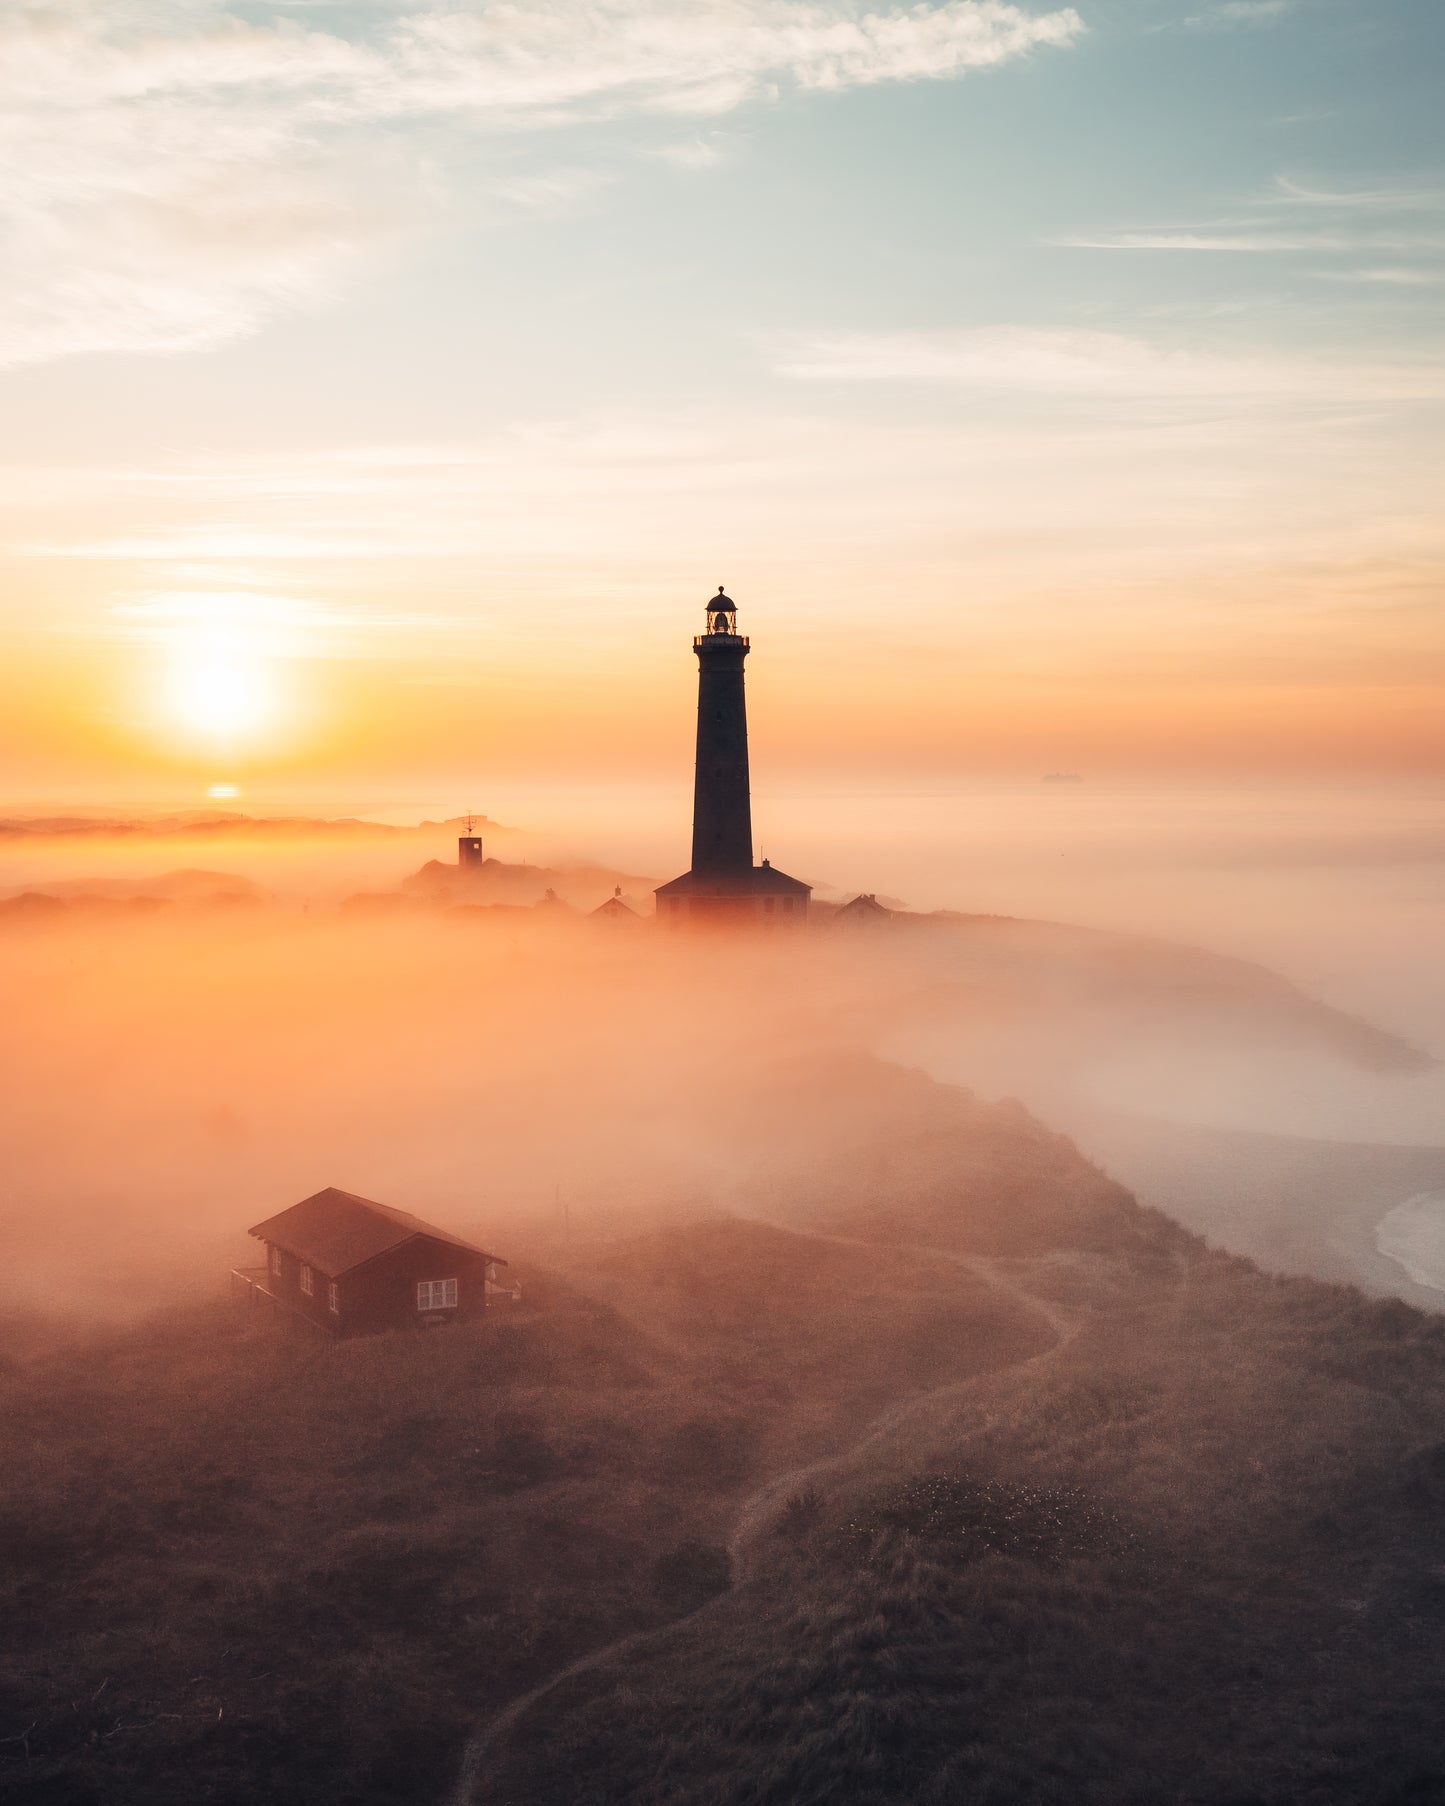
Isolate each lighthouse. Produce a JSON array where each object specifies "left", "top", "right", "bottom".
[
  {"left": 690, "top": 586, "right": 753, "bottom": 876},
  {"left": 655, "top": 587, "right": 811, "bottom": 926}
]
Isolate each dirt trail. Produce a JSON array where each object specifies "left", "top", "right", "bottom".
[
  {"left": 727, "top": 1233, "right": 1079, "bottom": 1575},
  {"left": 447, "top": 1229, "right": 1083, "bottom": 1806}
]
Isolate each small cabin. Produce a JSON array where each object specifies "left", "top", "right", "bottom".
[{"left": 233, "top": 1187, "right": 512, "bottom": 1338}]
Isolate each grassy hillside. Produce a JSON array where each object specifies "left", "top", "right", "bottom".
[
  {"left": 6, "top": 1061, "right": 1445, "bottom": 1805},
  {"left": 483, "top": 1221, "right": 1445, "bottom": 1805},
  {"left": 0, "top": 1200, "right": 1041, "bottom": 1805}
]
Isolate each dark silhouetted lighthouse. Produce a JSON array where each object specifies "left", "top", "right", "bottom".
[
  {"left": 656, "top": 587, "right": 810, "bottom": 927},
  {"left": 691, "top": 587, "right": 753, "bottom": 875}
]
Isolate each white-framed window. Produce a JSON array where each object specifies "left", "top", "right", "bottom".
[
  {"left": 417, "top": 1278, "right": 458, "bottom": 1312},
  {"left": 327, "top": 1282, "right": 340, "bottom": 1315},
  {"left": 299, "top": 1264, "right": 314, "bottom": 1297},
  {"left": 269, "top": 1244, "right": 282, "bottom": 1277}
]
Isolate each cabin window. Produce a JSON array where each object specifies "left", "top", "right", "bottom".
[
  {"left": 269, "top": 1244, "right": 281, "bottom": 1277},
  {"left": 417, "top": 1278, "right": 458, "bottom": 1312},
  {"left": 299, "top": 1264, "right": 314, "bottom": 1296},
  {"left": 327, "top": 1282, "right": 340, "bottom": 1315}
]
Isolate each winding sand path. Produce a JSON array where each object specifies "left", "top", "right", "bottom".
[{"left": 447, "top": 1230, "right": 1081, "bottom": 1806}]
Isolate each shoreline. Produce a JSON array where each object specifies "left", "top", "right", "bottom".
[{"left": 1375, "top": 1193, "right": 1445, "bottom": 1297}]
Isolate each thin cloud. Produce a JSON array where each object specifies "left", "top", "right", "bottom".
[
  {"left": 0, "top": 0, "right": 1084, "bottom": 367},
  {"left": 485, "top": 167, "right": 614, "bottom": 215},
  {"left": 1270, "top": 175, "right": 1445, "bottom": 213},
  {"left": 1183, "top": 0, "right": 1295, "bottom": 28},
  {"left": 9, "top": 406, "right": 1445, "bottom": 653},
  {"left": 105, "top": 590, "right": 459, "bottom": 652},
  {"left": 1060, "top": 229, "right": 1445, "bottom": 252},
  {"left": 652, "top": 140, "right": 728, "bottom": 170},
  {"left": 1314, "top": 267, "right": 1442, "bottom": 288},
  {"left": 1060, "top": 170, "right": 1445, "bottom": 267},
  {"left": 775, "top": 325, "right": 1445, "bottom": 401}
]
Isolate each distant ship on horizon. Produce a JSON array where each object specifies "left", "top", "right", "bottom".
[{"left": 1042, "top": 771, "right": 1084, "bottom": 783}]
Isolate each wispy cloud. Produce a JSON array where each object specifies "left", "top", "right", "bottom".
[
  {"left": 776, "top": 325, "right": 1445, "bottom": 401},
  {"left": 7, "top": 395, "right": 1444, "bottom": 687},
  {"left": 652, "top": 139, "right": 729, "bottom": 170},
  {"left": 1058, "top": 169, "right": 1445, "bottom": 275},
  {"left": 0, "top": 0, "right": 1084, "bottom": 367},
  {"left": 105, "top": 589, "right": 457, "bottom": 655},
  {"left": 1060, "top": 229, "right": 1445, "bottom": 253},
  {"left": 1183, "top": 0, "right": 1296, "bottom": 29},
  {"left": 1270, "top": 176, "right": 1445, "bottom": 213},
  {"left": 485, "top": 167, "right": 614, "bottom": 215},
  {"left": 1315, "top": 267, "right": 1443, "bottom": 288}
]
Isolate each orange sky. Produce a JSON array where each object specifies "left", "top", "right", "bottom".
[{"left": 2, "top": 2, "right": 1442, "bottom": 800}]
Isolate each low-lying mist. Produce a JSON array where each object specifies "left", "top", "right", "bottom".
[
  {"left": 3, "top": 830, "right": 1440, "bottom": 1325},
  {"left": 7, "top": 806, "right": 1445, "bottom": 1806}
]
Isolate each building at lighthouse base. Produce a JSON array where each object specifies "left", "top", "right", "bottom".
[{"left": 654, "top": 857, "right": 811, "bottom": 927}]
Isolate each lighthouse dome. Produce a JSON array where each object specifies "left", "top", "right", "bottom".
[{"left": 707, "top": 587, "right": 735, "bottom": 613}]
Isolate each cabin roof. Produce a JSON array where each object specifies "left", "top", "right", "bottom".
[
  {"left": 654, "top": 862, "right": 811, "bottom": 898},
  {"left": 248, "top": 1187, "right": 503, "bottom": 1279}
]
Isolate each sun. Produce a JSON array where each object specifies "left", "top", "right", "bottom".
[
  {"left": 141, "top": 592, "right": 295, "bottom": 751},
  {"left": 169, "top": 656, "right": 275, "bottom": 741}
]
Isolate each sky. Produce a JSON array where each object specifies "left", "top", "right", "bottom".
[{"left": 2, "top": 0, "right": 1443, "bottom": 803}]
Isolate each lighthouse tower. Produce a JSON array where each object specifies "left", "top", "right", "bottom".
[
  {"left": 655, "top": 587, "right": 810, "bottom": 927},
  {"left": 691, "top": 587, "right": 753, "bottom": 875}
]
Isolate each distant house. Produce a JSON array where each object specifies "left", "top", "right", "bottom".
[
  {"left": 590, "top": 886, "right": 640, "bottom": 923},
  {"left": 834, "top": 893, "right": 894, "bottom": 926},
  {"left": 233, "top": 1187, "right": 513, "bottom": 1338}
]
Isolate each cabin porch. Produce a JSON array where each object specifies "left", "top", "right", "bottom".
[{"left": 230, "top": 1266, "right": 337, "bottom": 1336}]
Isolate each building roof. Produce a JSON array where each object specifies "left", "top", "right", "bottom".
[
  {"left": 837, "top": 893, "right": 893, "bottom": 917},
  {"left": 591, "top": 892, "right": 640, "bottom": 917},
  {"left": 654, "top": 860, "right": 811, "bottom": 898},
  {"left": 248, "top": 1187, "right": 502, "bottom": 1278}
]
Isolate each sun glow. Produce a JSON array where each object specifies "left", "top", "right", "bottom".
[
  {"left": 168, "top": 655, "right": 275, "bottom": 741},
  {"left": 131, "top": 592, "right": 298, "bottom": 749}
]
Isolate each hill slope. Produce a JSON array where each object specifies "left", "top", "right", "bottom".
[
  {"left": 5, "top": 1061, "right": 1445, "bottom": 1806},
  {"left": 479, "top": 1199, "right": 1445, "bottom": 1806}
]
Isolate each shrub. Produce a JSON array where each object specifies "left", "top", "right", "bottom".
[
  {"left": 311, "top": 1529, "right": 477, "bottom": 1632},
  {"left": 841, "top": 1472, "right": 1133, "bottom": 1567},
  {"left": 660, "top": 1414, "right": 752, "bottom": 1487},
  {"left": 650, "top": 1541, "right": 732, "bottom": 1613},
  {"left": 776, "top": 1486, "right": 824, "bottom": 1539},
  {"left": 492, "top": 1418, "right": 561, "bottom": 1489}
]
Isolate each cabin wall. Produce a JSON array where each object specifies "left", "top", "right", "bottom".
[
  {"left": 252, "top": 1235, "right": 495, "bottom": 1338},
  {"left": 263, "top": 1242, "right": 338, "bottom": 1333},
  {"left": 336, "top": 1239, "right": 492, "bottom": 1337}
]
